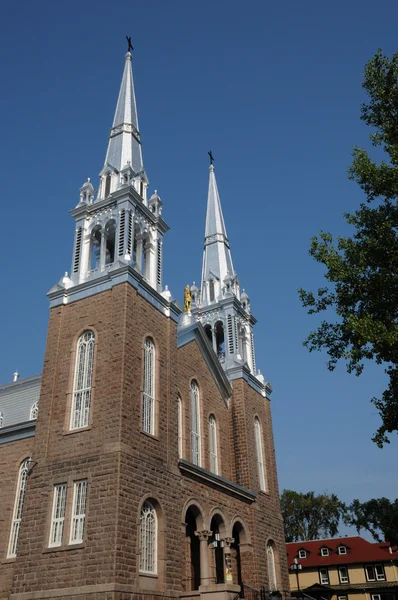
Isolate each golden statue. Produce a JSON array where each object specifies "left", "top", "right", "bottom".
[{"left": 184, "top": 284, "right": 192, "bottom": 312}]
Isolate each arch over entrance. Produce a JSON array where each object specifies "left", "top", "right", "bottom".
[
  {"left": 210, "top": 512, "right": 227, "bottom": 584},
  {"left": 231, "top": 519, "right": 251, "bottom": 592},
  {"left": 184, "top": 505, "right": 202, "bottom": 591}
]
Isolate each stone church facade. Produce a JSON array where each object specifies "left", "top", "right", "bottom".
[{"left": 0, "top": 49, "right": 289, "bottom": 600}]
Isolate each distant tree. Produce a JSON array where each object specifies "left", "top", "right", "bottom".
[
  {"left": 280, "top": 490, "right": 343, "bottom": 542},
  {"left": 298, "top": 49, "right": 398, "bottom": 447},
  {"left": 343, "top": 498, "right": 398, "bottom": 545}
]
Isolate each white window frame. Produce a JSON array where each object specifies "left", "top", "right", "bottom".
[
  {"left": 177, "top": 396, "right": 183, "bottom": 459},
  {"left": 70, "top": 331, "right": 95, "bottom": 430},
  {"left": 69, "top": 479, "right": 87, "bottom": 544},
  {"left": 190, "top": 381, "right": 201, "bottom": 466},
  {"left": 321, "top": 547, "right": 329, "bottom": 557},
  {"left": 338, "top": 545, "right": 347, "bottom": 555},
  {"left": 267, "top": 542, "right": 277, "bottom": 591},
  {"left": 375, "top": 564, "right": 386, "bottom": 581},
  {"left": 338, "top": 596, "right": 348, "bottom": 600},
  {"left": 371, "top": 595, "right": 381, "bottom": 600},
  {"left": 338, "top": 566, "right": 349, "bottom": 584},
  {"left": 7, "top": 458, "right": 30, "bottom": 558},
  {"left": 254, "top": 417, "right": 267, "bottom": 491},
  {"left": 298, "top": 549, "right": 307, "bottom": 559},
  {"left": 49, "top": 483, "right": 67, "bottom": 547},
  {"left": 142, "top": 338, "right": 155, "bottom": 435},
  {"left": 319, "top": 568, "right": 329, "bottom": 585},
  {"left": 208, "top": 414, "right": 218, "bottom": 475},
  {"left": 366, "top": 565, "right": 376, "bottom": 581},
  {"left": 30, "top": 401, "right": 39, "bottom": 421},
  {"left": 139, "top": 501, "right": 157, "bottom": 574}
]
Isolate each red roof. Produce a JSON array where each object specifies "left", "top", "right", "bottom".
[{"left": 286, "top": 536, "right": 396, "bottom": 568}]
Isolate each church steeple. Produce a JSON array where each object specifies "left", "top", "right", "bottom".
[
  {"left": 49, "top": 48, "right": 173, "bottom": 316},
  {"left": 190, "top": 161, "right": 265, "bottom": 391},
  {"left": 104, "top": 51, "right": 144, "bottom": 177},
  {"left": 200, "top": 164, "right": 236, "bottom": 304}
]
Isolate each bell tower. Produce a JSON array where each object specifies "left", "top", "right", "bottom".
[
  {"left": 59, "top": 50, "right": 167, "bottom": 300},
  {"left": 190, "top": 163, "right": 270, "bottom": 396}
]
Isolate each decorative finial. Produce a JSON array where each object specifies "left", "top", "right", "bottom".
[
  {"left": 208, "top": 150, "right": 214, "bottom": 165},
  {"left": 126, "top": 36, "right": 134, "bottom": 53},
  {"left": 13, "top": 371, "right": 19, "bottom": 382},
  {"left": 184, "top": 284, "right": 192, "bottom": 313}
]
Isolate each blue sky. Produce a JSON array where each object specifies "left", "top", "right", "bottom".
[{"left": 1, "top": 0, "right": 397, "bottom": 523}]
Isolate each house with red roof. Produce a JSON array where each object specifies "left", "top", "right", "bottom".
[{"left": 286, "top": 537, "right": 398, "bottom": 600}]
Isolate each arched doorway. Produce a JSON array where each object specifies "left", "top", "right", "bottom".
[
  {"left": 210, "top": 514, "right": 226, "bottom": 584},
  {"left": 185, "top": 506, "right": 201, "bottom": 591},
  {"left": 231, "top": 522, "right": 243, "bottom": 591}
]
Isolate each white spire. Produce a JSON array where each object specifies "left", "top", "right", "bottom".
[
  {"left": 200, "top": 164, "right": 235, "bottom": 302},
  {"left": 104, "top": 52, "right": 144, "bottom": 175}
]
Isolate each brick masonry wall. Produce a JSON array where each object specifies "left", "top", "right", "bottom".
[
  {"left": 3, "top": 282, "right": 288, "bottom": 600},
  {"left": 0, "top": 438, "right": 33, "bottom": 600}
]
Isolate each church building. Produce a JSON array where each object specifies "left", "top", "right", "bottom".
[{"left": 0, "top": 48, "right": 289, "bottom": 600}]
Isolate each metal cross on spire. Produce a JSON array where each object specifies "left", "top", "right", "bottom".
[
  {"left": 126, "top": 36, "right": 134, "bottom": 53},
  {"left": 208, "top": 150, "right": 214, "bottom": 165}
]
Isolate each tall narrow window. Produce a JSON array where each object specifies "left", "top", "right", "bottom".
[
  {"left": 209, "top": 414, "right": 218, "bottom": 474},
  {"left": 70, "top": 480, "right": 87, "bottom": 544},
  {"left": 190, "top": 381, "right": 201, "bottom": 466},
  {"left": 177, "top": 396, "right": 183, "bottom": 459},
  {"left": 7, "top": 458, "right": 30, "bottom": 558},
  {"left": 73, "top": 227, "right": 82, "bottom": 274},
  {"left": 49, "top": 484, "right": 67, "bottom": 547},
  {"left": 140, "top": 501, "right": 157, "bottom": 573},
  {"left": 254, "top": 417, "right": 267, "bottom": 491},
  {"left": 104, "top": 174, "right": 111, "bottom": 197},
  {"left": 71, "top": 331, "right": 95, "bottom": 430},
  {"left": 30, "top": 401, "right": 39, "bottom": 420},
  {"left": 267, "top": 542, "right": 277, "bottom": 591},
  {"left": 142, "top": 338, "right": 155, "bottom": 434},
  {"left": 209, "top": 279, "right": 215, "bottom": 302}
]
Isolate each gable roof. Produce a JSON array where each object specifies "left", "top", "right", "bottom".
[
  {"left": 286, "top": 536, "right": 397, "bottom": 568},
  {"left": 177, "top": 321, "right": 232, "bottom": 403}
]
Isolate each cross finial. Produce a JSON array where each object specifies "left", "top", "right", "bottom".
[
  {"left": 208, "top": 150, "right": 214, "bottom": 165},
  {"left": 126, "top": 36, "right": 134, "bottom": 53}
]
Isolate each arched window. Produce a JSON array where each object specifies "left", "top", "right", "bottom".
[
  {"left": 70, "top": 331, "right": 95, "bottom": 430},
  {"left": 30, "top": 401, "right": 38, "bottom": 421},
  {"left": 140, "top": 501, "right": 157, "bottom": 574},
  {"left": 142, "top": 338, "right": 155, "bottom": 434},
  {"left": 254, "top": 417, "right": 267, "bottom": 491},
  {"left": 208, "top": 414, "right": 218, "bottom": 474},
  {"left": 190, "top": 381, "right": 201, "bottom": 466},
  {"left": 177, "top": 396, "right": 183, "bottom": 459},
  {"left": 267, "top": 541, "right": 277, "bottom": 591},
  {"left": 8, "top": 458, "right": 30, "bottom": 558}
]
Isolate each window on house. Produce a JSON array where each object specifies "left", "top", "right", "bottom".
[
  {"left": 190, "top": 381, "right": 201, "bottom": 466},
  {"left": 338, "top": 566, "right": 349, "bottom": 584},
  {"left": 177, "top": 396, "right": 183, "bottom": 459},
  {"left": 30, "top": 401, "right": 39, "bottom": 421},
  {"left": 254, "top": 417, "right": 267, "bottom": 491},
  {"left": 366, "top": 565, "right": 386, "bottom": 582},
  {"left": 209, "top": 414, "right": 218, "bottom": 475},
  {"left": 338, "top": 545, "right": 347, "bottom": 555},
  {"left": 319, "top": 568, "right": 329, "bottom": 585},
  {"left": 267, "top": 541, "right": 277, "bottom": 591},
  {"left": 139, "top": 501, "right": 157, "bottom": 574},
  {"left": 321, "top": 547, "right": 329, "bottom": 557},
  {"left": 49, "top": 484, "right": 67, "bottom": 547},
  {"left": 371, "top": 595, "right": 381, "bottom": 600},
  {"left": 7, "top": 458, "right": 30, "bottom": 558},
  {"left": 69, "top": 480, "right": 87, "bottom": 544},
  {"left": 338, "top": 596, "right": 348, "bottom": 600},
  {"left": 70, "top": 331, "right": 95, "bottom": 430},
  {"left": 142, "top": 338, "right": 155, "bottom": 435},
  {"left": 298, "top": 549, "right": 307, "bottom": 559}
]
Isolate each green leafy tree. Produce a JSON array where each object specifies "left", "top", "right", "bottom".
[
  {"left": 299, "top": 49, "right": 398, "bottom": 446},
  {"left": 343, "top": 498, "right": 398, "bottom": 544},
  {"left": 280, "top": 490, "right": 343, "bottom": 542}
]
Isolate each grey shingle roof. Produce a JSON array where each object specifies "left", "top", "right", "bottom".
[{"left": 0, "top": 374, "right": 42, "bottom": 428}]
